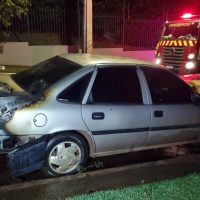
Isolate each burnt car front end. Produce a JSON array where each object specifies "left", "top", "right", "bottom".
[
  {"left": 0, "top": 75, "right": 34, "bottom": 153},
  {"left": 0, "top": 95, "right": 33, "bottom": 152},
  {"left": 0, "top": 56, "right": 83, "bottom": 154}
]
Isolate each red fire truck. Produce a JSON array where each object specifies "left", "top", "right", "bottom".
[{"left": 155, "top": 13, "right": 200, "bottom": 78}]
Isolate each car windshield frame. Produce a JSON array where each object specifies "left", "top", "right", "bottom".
[
  {"left": 11, "top": 56, "right": 82, "bottom": 95},
  {"left": 163, "top": 22, "right": 199, "bottom": 39}
]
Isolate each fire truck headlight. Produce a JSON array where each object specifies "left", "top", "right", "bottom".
[
  {"left": 155, "top": 58, "right": 161, "bottom": 65},
  {"left": 188, "top": 53, "right": 195, "bottom": 59},
  {"left": 186, "top": 61, "right": 195, "bottom": 69}
]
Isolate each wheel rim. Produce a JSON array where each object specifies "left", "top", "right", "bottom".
[{"left": 48, "top": 141, "right": 81, "bottom": 174}]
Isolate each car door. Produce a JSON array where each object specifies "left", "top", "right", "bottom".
[
  {"left": 141, "top": 67, "right": 200, "bottom": 146},
  {"left": 81, "top": 66, "right": 151, "bottom": 155}
]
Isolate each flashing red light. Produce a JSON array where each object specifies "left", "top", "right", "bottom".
[{"left": 181, "top": 13, "right": 195, "bottom": 19}]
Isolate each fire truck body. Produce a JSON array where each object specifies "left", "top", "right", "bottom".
[{"left": 155, "top": 17, "right": 200, "bottom": 75}]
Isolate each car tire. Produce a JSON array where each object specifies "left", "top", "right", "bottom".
[{"left": 42, "top": 133, "right": 89, "bottom": 177}]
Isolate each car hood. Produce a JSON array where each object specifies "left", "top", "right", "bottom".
[
  {"left": 0, "top": 96, "right": 32, "bottom": 122},
  {"left": 0, "top": 74, "right": 33, "bottom": 122}
]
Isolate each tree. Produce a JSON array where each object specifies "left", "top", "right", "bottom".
[{"left": 0, "top": 0, "right": 31, "bottom": 27}]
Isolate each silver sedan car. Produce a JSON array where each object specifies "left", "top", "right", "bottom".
[{"left": 1, "top": 54, "right": 200, "bottom": 177}]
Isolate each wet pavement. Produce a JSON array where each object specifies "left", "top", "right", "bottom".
[
  {"left": 1, "top": 148, "right": 200, "bottom": 200},
  {"left": 0, "top": 143, "right": 200, "bottom": 186}
]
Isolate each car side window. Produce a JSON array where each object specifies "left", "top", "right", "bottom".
[
  {"left": 89, "top": 67, "right": 142, "bottom": 104},
  {"left": 58, "top": 72, "right": 92, "bottom": 103},
  {"left": 142, "top": 67, "right": 192, "bottom": 104}
]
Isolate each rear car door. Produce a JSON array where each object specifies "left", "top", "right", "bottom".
[
  {"left": 141, "top": 67, "right": 200, "bottom": 146},
  {"left": 81, "top": 66, "right": 151, "bottom": 155}
]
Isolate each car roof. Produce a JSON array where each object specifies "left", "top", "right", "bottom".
[{"left": 59, "top": 53, "right": 152, "bottom": 67}]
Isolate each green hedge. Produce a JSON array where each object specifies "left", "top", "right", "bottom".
[{"left": 0, "top": 32, "right": 62, "bottom": 45}]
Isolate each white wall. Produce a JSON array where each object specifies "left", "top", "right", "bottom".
[
  {"left": 92, "top": 48, "right": 155, "bottom": 62},
  {"left": 31, "top": 45, "right": 68, "bottom": 65},
  {"left": 0, "top": 42, "right": 155, "bottom": 66},
  {"left": 0, "top": 42, "right": 32, "bottom": 66},
  {"left": 0, "top": 42, "right": 68, "bottom": 66}
]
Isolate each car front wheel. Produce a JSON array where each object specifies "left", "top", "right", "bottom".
[{"left": 42, "top": 133, "right": 88, "bottom": 177}]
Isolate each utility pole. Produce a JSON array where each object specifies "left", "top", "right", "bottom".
[{"left": 82, "top": 0, "right": 93, "bottom": 53}]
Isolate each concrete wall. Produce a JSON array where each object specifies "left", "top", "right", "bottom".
[
  {"left": 0, "top": 42, "right": 68, "bottom": 66},
  {"left": 92, "top": 48, "right": 155, "bottom": 62},
  {"left": 0, "top": 42, "right": 155, "bottom": 66}
]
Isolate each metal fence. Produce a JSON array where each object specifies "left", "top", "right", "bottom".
[
  {"left": 93, "top": 16, "right": 124, "bottom": 48},
  {"left": 93, "top": 16, "right": 165, "bottom": 50},
  {"left": 124, "top": 18, "right": 164, "bottom": 50},
  {"left": 0, "top": 8, "right": 78, "bottom": 45},
  {"left": 0, "top": 8, "right": 165, "bottom": 49}
]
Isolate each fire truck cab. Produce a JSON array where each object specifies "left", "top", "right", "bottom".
[{"left": 155, "top": 14, "right": 200, "bottom": 76}]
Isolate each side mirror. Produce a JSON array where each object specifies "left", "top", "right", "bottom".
[{"left": 191, "top": 93, "right": 200, "bottom": 105}]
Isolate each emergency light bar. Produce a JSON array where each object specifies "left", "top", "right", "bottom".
[{"left": 181, "top": 13, "right": 195, "bottom": 19}]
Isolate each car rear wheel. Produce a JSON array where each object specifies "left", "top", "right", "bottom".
[{"left": 42, "top": 133, "right": 88, "bottom": 177}]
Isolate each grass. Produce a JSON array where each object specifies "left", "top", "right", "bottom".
[{"left": 66, "top": 173, "right": 200, "bottom": 200}]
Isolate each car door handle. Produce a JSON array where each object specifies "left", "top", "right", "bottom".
[
  {"left": 92, "top": 112, "right": 105, "bottom": 120},
  {"left": 154, "top": 110, "right": 163, "bottom": 118}
]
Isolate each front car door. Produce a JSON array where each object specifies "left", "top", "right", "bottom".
[
  {"left": 82, "top": 65, "right": 151, "bottom": 156},
  {"left": 140, "top": 67, "right": 200, "bottom": 146}
]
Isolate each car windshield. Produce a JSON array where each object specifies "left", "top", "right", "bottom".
[
  {"left": 12, "top": 56, "right": 82, "bottom": 96},
  {"left": 163, "top": 22, "right": 199, "bottom": 40}
]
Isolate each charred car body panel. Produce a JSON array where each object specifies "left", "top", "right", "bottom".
[{"left": 1, "top": 54, "right": 200, "bottom": 177}]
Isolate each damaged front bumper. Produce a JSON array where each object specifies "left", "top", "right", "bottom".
[
  {"left": 0, "top": 134, "right": 41, "bottom": 153},
  {"left": 7, "top": 135, "right": 48, "bottom": 177}
]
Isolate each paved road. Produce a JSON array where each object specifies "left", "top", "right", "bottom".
[
  {"left": 0, "top": 143, "right": 199, "bottom": 186},
  {"left": 1, "top": 147, "right": 200, "bottom": 200}
]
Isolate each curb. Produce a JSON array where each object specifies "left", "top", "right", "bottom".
[{"left": 0, "top": 154, "right": 200, "bottom": 200}]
